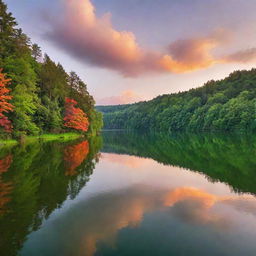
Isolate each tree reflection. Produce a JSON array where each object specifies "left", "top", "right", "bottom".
[
  {"left": 64, "top": 141, "right": 89, "bottom": 176},
  {"left": 102, "top": 131, "right": 256, "bottom": 195},
  {"left": 0, "top": 154, "right": 13, "bottom": 216},
  {"left": 0, "top": 136, "right": 102, "bottom": 256}
]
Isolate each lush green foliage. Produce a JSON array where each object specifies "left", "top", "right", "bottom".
[
  {"left": 98, "top": 69, "right": 256, "bottom": 131},
  {"left": 0, "top": 0, "right": 102, "bottom": 137}
]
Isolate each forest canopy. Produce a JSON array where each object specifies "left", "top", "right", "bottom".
[{"left": 98, "top": 69, "right": 256, "bottom": 132}]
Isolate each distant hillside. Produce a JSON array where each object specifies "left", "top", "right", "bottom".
[{"left": 97, "top": 69, "right": 256, "bottom": 131}]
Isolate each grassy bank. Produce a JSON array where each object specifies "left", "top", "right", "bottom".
[{"left": 0, "top": 132, "right": 82, "bottom": 148}]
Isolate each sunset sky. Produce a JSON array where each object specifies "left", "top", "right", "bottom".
[{"left": 5, "top": 0, "right": 256, "bottom": 105}]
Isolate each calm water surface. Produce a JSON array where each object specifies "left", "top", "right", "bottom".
[{"left": 0, "top": 132, "right": 256, "bottom": 256}]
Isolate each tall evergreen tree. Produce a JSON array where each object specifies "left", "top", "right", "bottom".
[{"left": 0, "top": 0, "right": 17, "bottom": 61}]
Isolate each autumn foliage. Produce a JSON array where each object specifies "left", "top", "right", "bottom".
[
  {"left": 64, "top": 140, "right": 89, "bottom": 176},
  {"left": 0, "top": 70, "right": 14, "bottom": 132},
  {"left": 64, "top": 98, "right": 89, "bottom": 132}
]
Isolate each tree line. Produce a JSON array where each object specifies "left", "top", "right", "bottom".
[
  {"left": 98, "top": 69, "right": 256, "bottom": 132},
  {"left": 0, "top": 0, "right": 102, "bottom": 138}
]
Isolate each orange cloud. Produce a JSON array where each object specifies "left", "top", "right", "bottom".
[
  {"left": 47, "top": 0, "right": 256, "bottom": 76},
  {"left": 159, "top": 29, "right": 235, "bottom": 73},
  {"left": 160, "top": 37, "right": 219, "bottom": 73},
  {"left": 97, "top": 90, "right": 142, "bottom": 105}
]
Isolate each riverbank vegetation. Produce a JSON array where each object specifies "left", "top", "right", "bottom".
[
  {"left": 0, "top": 0, "right": 102, "bottom": 139},
  {"left": 98, "top": 69, "right": 256, "bottom": 132}
]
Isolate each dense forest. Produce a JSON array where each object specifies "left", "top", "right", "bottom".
[
  {"left": 0, "top": 0, "right": 102, "bottom": 138},
  {"left": 98, "top": 69, "right": 256, "bottom": 132}
]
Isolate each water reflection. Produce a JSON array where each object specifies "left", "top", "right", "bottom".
[
  {"left": 102, "top": 131, "right": 256, "bottom": 195},
  {"left": 64, "top": 141, "right": 90, "bottom": 176},
  {"left": 0, "top": 154, "right": 13, "bottom": 215},
  {"left": 0, "top": 137, "right": 102, "bottom": 256},
  {"left": 19, "top": 171, "right": 256, "bottom": 256},
  {"left": 0, "top": 131, "right": 256, "bottom": 256}
]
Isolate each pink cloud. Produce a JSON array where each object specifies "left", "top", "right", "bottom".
[
  {"left": 46, "top": 0, "right": 256, "bottom": 77},
  {"left": 97, "top": 90, "right": 142, "bottom": 105},
  {"left": 223, "top": 48, "right": 256, "bottom": 63}
]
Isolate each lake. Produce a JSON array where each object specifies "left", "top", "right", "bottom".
[{"left": 0, "top": 131, "right": 256, "bottom": 256}]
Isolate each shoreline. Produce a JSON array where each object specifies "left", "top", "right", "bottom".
[{"left": 0, "top": 132, "right": 83, "bottom": 147}]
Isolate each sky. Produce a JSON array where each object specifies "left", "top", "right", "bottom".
[{"left": 5, "top": 0, "right": 256, "bottom": 105}]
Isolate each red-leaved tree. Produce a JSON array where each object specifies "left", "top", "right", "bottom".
[
  {"left": 64, "top": 98, "right": 89, "bottom": 132},
  {"left": 0, "top": 70, "right": 14, "bottom": 132}
]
